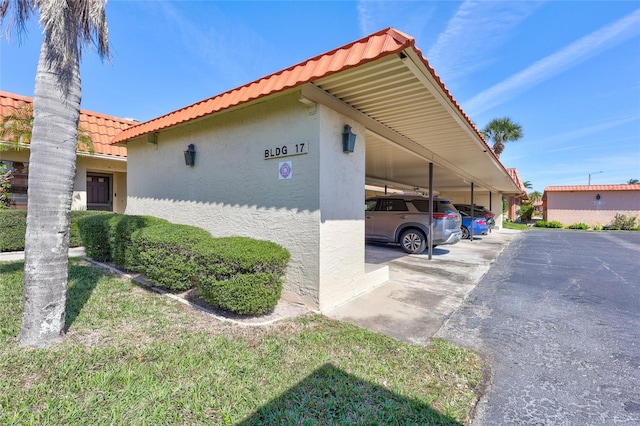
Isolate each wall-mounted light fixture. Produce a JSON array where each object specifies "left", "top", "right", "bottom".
[
  {"left": 184, "top": 144, "right": 196, "bottom": 166},
  {"left": 596, "top": 194, "right": 601, "bottom": 200},
  {"left": 342, "top": 125, "right": 357, "bottom": 153}
]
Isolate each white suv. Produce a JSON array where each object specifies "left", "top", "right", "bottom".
[{"left": 365, "top": 195, "right": 462, "bottom": 253}]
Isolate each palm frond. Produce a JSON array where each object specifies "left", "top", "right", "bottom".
[
  {"left": 0, "top": 102, "right": 33, "bottom": 147},
  {"left": 0, "top": 0, "right": 36, "bottom": 39},
  {"left": 0, "top": 101, "right": 94, "bottom": 152}
]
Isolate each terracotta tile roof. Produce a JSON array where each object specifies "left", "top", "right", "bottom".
[
  {"left": 112, "top": 28, "right": 483, "bottom": 147},
  {"left": 0, "top": 90, "right": 136, "bottom": 158},
  {"left": 544, "top": 184, "right": 640, "bottom": 192},
  {"left": 506, "top": 168, "right": 529, "bottom": 196}
]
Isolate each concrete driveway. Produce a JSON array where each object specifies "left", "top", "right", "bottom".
[{"left": 327, "top": 229, "right": 520, "bottom": 345}]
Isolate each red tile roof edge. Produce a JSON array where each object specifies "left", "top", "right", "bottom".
[
  {"left": 1, "top": 90, "right": 135, "bottom": 158},
  {"left": 544, "top": 184, "right": 640, "bottom": 192},
  {"left": 110, "top": 27, "right": 516, "bottom": 191},
  {"left": 1, "top": 90, "right": 138, "bottom": 125},
  {"left": 506, "top": 168, "right": 529, "bottom": 195},
  {"left": 111, "top": 28, "right": 416, "bottom": 144}
]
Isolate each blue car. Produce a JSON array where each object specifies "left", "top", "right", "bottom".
[{"left": 460, "top": 213, "right": 489, "bottom": 239}]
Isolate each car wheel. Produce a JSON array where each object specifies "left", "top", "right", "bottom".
[
  {"left": 461, "top": 226, "right": 470, "bottom": 239},
  {"left": 400, "top": 229, "right": 427, "bottom": 254}
]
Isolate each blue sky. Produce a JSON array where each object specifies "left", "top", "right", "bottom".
[{"left": 1, "top": 1, "right": 639, "bottom": 192}]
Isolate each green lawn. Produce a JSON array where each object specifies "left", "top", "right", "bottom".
[
  {"left": 502, "top": 221, "right": 530, "bottom": 231},
  {"left": 0, "top": 260, "right": 482, "bottom": 425}
]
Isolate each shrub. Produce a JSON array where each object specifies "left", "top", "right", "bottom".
[
  {"left": 608, "top": 213, "right": 637, "bottom": 231},
  {"left": 76, "top": 213, "right": 115, "bottom": 261},
  {"left": 593, "top": 223, "right": 604, "bottom": 231},
  {"left": 568, "top": 222, "right": 589, "bottom": 230},
  {"left": 517, "top": 203, "right": 534, "bottom": 222},
  {"left": 0, "top": 210, "right": 27, "bottom": 252},
  {"left": 1, "top": 210, "right": 103, "bottom": 252},
  {"left": 108, "top": 215, "right": 168, "bottom": 270},
  {"left": 199, "top": 273, "right": 284, "bottom": 316},
  {"left": 70, "top": 211, "right": 111, "bottom": 247},
  {"left": 131, "top": 223, "right": 212, "bottom": 291},
  {"left": 196, "top": 237, "right": 290, "bottom": 315},
  {"left": 533, "top": 220, "right": 563, "bottom": 228}
]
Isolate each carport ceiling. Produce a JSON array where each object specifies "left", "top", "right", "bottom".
[{"left": 309, "top": 50, "right": 521, "bottom": 194}]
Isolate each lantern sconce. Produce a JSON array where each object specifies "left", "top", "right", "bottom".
[
  {"left": 596, "top": 194, "right": 601, "bottom": 200},
  {"left": 184, "top": 144, "right": 196, "bottom": 167},
  {"left": 342, "top": 125, "right": 357, "bottom": 153}
]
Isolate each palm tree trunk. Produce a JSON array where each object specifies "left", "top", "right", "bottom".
[{"left": 19, "top": 40, "right": 81, "bottom": 348}]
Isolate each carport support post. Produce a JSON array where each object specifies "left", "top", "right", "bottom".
[
  {"left": 470, "top": 182, "right": 475, "bottom": 241},
  {"left": 428, "top": 162, "right": 434, "bottom": 260}
]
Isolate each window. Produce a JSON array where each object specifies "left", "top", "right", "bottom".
[
  {"left": 412, "top": 199, "right": 457, "bottom": 214},
  {"left": 378, "top": 199, "right": 409, "bottom": 212},
  {"left": 0, "top": 161, "right": 29, "bottom": 209}
]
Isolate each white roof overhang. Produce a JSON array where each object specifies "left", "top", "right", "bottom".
[{"left": 302, "top": 49, "right": 523, "bottom": 195}]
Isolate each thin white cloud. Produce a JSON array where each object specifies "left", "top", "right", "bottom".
[
  {"left": 464, "top": 8, "right": 640, "bottom": 116},
  {"left": 357, "top": 0, "right": 434, "bottom": 39},
  {"left": 154, "top": 2, "right": 275, "bottom": 91},
  {"left": 426, "top": 1, "right": 543, "bottom": 82},
  {"left": 539, "top": 116, "right": 640, "bottom": 149}
]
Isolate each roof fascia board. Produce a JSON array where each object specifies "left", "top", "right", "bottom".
[
  {"left": 402, "top": 51, "right": 485, "bottom": 144},
  {"left": 0, "top": 141, "right": 126, "bottom": 161},
  {"left": 301, "top": 83, "right": 508, "bottom": 193}
]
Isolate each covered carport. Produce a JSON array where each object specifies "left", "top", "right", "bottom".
[
  {"left": 112, "top": 27, "right": 524, "bottom": 312},
  {"left": 298, "top": 29, "right": 524, "bottom": 254}
]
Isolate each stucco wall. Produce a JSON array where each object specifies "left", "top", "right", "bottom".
[
  {"left": 545, "top": 190, "right": 640, "bottom": 227},
  {"left": 317, "top": 107, "right": 366, "bottom": 311},
  {"left": 126, "top": 91, "right": 372, "bottom": 310}
]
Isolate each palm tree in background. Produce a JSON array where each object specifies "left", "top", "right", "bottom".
[
  {"left": 528, "top": 191, "right": 542, "bottom": 203},
  {"left": 0, "top": 102, "right": 94, "bottom": 152},
  {"left": 481, "top": 117, "right": 523, "bottom": 158},
  {"left": 522, "top": 180, "right": 533, "bottom": 189},
  {"left": 1, "top": 0, "right": 110, "bottom": 348},
  {"left": 628, "top": 179, "right": 639, "bottom": 184}
]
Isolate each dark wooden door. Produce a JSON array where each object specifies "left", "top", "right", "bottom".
[{"left": 87, "top": 173, "right": 112, "bottom": 211}]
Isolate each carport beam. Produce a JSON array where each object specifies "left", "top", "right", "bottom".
[
  {"left": 470, "top": 182, "right": 475, "bottom": 241},
  {"left": 428, "top": 162, "right": 434, "bottom": 260}
]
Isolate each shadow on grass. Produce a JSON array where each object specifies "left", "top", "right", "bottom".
[
  {"left": 64, "top": 262, "right": 103, "bottom": 331},
  {"left": 238, "top": 363, "right": 462, "bottom": 425},
  {"left": 0, "top": 261, "right": 24, "bottom": 274}
]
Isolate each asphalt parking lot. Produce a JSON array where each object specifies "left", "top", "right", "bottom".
[
  {"left": 327, "top": 229, "right": 521, "bottom": 345},
  {"left": 437, "top": 230, "right": 640, "bottom": 425}
]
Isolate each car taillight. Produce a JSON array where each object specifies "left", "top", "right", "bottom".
[
  {"left": 433, "top": 213, "right": 459, "bottom": 219},
  {"left": 477, "top": 219, "right": 486, "bottom": 225}
]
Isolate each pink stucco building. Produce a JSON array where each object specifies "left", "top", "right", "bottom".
[{"left": 542, "top": 184, "right": 640, "bottom": 227}]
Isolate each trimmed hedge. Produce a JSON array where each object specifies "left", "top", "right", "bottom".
[
  {"left": 107, "top": 215, "right": 168, "bottom": 270},
  {"left": 76, "top": 213, "right": 168, "bottom": 268},
  {"left": 194, "top": 237, "right": 290, "bottom": 315},
  {"left": 533, "top": 220, "right": 563, "bottom": 228},
  {"left": 78, "top": 214, "right": 291, "bottom": 315},
  {"left": 0, "top": 209, "right": 104, "bottom": 253},
  {"left": 131, "top": 223, "right": 212, "bottom": 291},
  {"left": 0, "top": 210, "right": 27, "bottom": 252},
  {"left": 76, "top": 213, "right": 115, "bottom": 261},
  {"left": 199, "top": 272, "right": 284, "bottom": 316}
]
